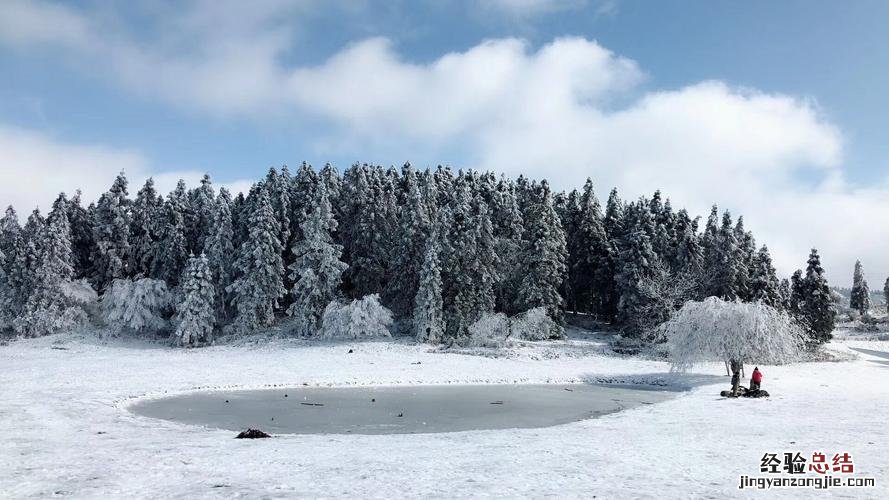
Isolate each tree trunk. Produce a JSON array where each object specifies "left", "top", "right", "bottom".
[{"left": 730, "top": 358, "right": 743, "bottom": 396}]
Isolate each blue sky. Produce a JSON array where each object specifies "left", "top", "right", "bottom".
[{"left": 0, "top": 0, "right": 887, "bottom": 284}]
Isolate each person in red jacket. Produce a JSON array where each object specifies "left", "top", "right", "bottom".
[{"left": 750, "top": 367, "right": 763, "bottom": 391}]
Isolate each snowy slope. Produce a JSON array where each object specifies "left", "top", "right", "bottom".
[{"left": 1, "top": 333, "right": 887, "bottom": 499}]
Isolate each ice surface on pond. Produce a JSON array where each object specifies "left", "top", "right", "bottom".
[{"left": 128, "top": 384, "right": 675, "bottom": 435}]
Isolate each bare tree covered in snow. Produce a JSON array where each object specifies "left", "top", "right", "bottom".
[{"left": 664, "top": 297, "right": 806, "bottom": 394}]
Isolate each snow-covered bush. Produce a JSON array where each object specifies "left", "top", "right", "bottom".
[
  {"left": 318, "top": 294, "right": 393, "bottom": 339},
  {"left": 510, "top": 307, "right": 563, "bottom": 340},
  {"left": 13, "top": 304, "right": 89, "bottom": 338},
  {"left": 466, "top": 312, "right": 510, "bottom": 347},
  {"left": 465, "top": 308, "right": 563, "bottom": 347},
  {"left": 61, "top": 279, "right": 99, "bottom": 315},
  {"left": 61, "top": 279, "right": 98, "bottom": 307},
  {"left": 101, "top": 278, "right": 171, "bottom": 335},
  {"left": 664, "top": 297, "right": 806, "bottom": 372}
]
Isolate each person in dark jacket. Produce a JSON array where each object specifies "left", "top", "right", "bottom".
[{"left": 750, "top": 367, "right": 763, "bottom": 391}]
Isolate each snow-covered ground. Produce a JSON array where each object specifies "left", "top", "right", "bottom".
[{"left": 1, "top": 330, "right": 887, "bottom": 499}]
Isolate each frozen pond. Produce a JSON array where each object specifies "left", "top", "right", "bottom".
[{"left": 129, "top": 384, "right": 674, "bottom": 435}]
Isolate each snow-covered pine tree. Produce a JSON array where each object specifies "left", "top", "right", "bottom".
[
  {"left": 66, "top": 191, "right": 96, "bottom": 280},
  {"left": 227, "top": 184, "right": 285, "bottom": 333},
  {"left": 513, "top": 175, "right": 533, "bottom": 224},
  {"left": 341, "top": 164, "right": 396, "bottom": 299},
  {"left": 13, "top": 209, "right": 46, "bottom": 309},
  {"left": 568, "top": 179, "right": 611, "bottom": 315},
  {"left": 883, "top": 277, "right": 889, "bottom": 314},
  {"left": 340, "top": 164, "right": 371, "bottom": 295},
  {"left": 204, "top": 188, "right": 235, "bottom": 321},
  {"left": 260, "top": 167, "right": 292, "bottom": 305},
  {"left": 706, "top": 211, "right": 742, "bottom": 300},
  {"left": 440, "top": 179, "right": 497, "bottom": 341},
  {"left": 264, "top": 167, "right": 292, "bottom": 255},
  {"left": 433, "top": 165, "right": 455, "bottom": 208},
  {"left": 674, "top": 209, "right": 704, "bottom": 279},
  {"left": 472, "top": 197, "right": 499, "bottom": 315},
  {"left": 659, "top": 198, "right": 679, "bottom": 266},
  {"left": 0, "top": 246, "right": 11, "bottom": 329},
  {"left": 385, "top": 171, "right": 432, "bottom": 318},
  {"left": 849, "top": 260, "right": 870, "bottom": 315},
  {"left": 789, "top": 269, "right": 804, "bottom": 312},
  {"left": 557, "top": 189, "right": 580, "bottom": 312},
  {"left": 517, "top": 180, "right": 567, "bottom": 329},
  {"left": 230, "top": 190, "right": 248, "bottom": 248},
  {"left": 733, "top": 216, "right": 756, "bottom": 301},
  {"left": 418, "top": 168, "right": 438, "bottom": 217},
  {"left": 603, "top": 188, "right": 624, "bottom": 241},
  {"left": 597, "top": 188, "right": 625, "bottom": 320},
  {"left": 91, "top": 172, "right": 131, "bottom": 290},
  {"left": 376, "top": 167, "right": 399, "bottom": 293},
  {"left": 130, "top": 178, "right": 162, "bottom": 277},
  {"left": 614, "top": 201, "right": 659, "bottom": 335},
  {"left": 791, "top": 249, "right": 836, "bottom": 344},
  {"left": 14, "top": 208, "right": 84, "bottom": 336},
  {"left": 172, "top": 253, "right": 215, "bottom": 347},
  {"left": 286, "top": 181, "right": 347, "bottom": 336},
  {"left": 649, "top": 190, "right": 675, "bottom": 263},
  {"left": 396, "top": 162, "right": 417, "bottom": 205},
  {"left": 0, "top": 206, "right": 23, "bottom": 318},
  {"left": 0, "top": 207, "right": 21, "bottom": 274},
  {"left": 289, "top": 162, "right": 318, "bottom": 244},
  {"left": 49, "top": 192, "right": 69, "bottom": 222},
  {"left": 152, "top": 180, "right": 190, "bottom": 286},
  {"left": 490, "top": 176, "right": 525, "bottom": 315},
  {"left": 748, "top": 245, "right": 782, "bottom": 308},
  {"left": 700, "top": 205, "right": 720, "bottom": 295},
  {"left": 414, "top": 220, "right": 445, "bottom": 343},
  {"left": 187, "top": 174, "right": 216, "bottom": 255},
  {"left": 0, "top": 206, "right": 20, "bottom": 266},
  {"left": 320, "top": 163, "right": 341, "bottom": 206},
  {"left": 779, "top": 278, "right": 792, "bottom": 310}
]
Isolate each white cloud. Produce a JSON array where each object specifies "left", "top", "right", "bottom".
[
  {"left": 0, "top": 0, "right": 92, "bottom": 49},
  {"left": 0, "top": 126, "right": 147, "bottom": 213},
  {"left": 283, "top": 38, "right": 876, "bottom": 284},
  {"left": 0, "top": 1, "right": 885, "bottom": 286},
  {"left": 0, "top": 126, "right": 251, "bottom": 216}
]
